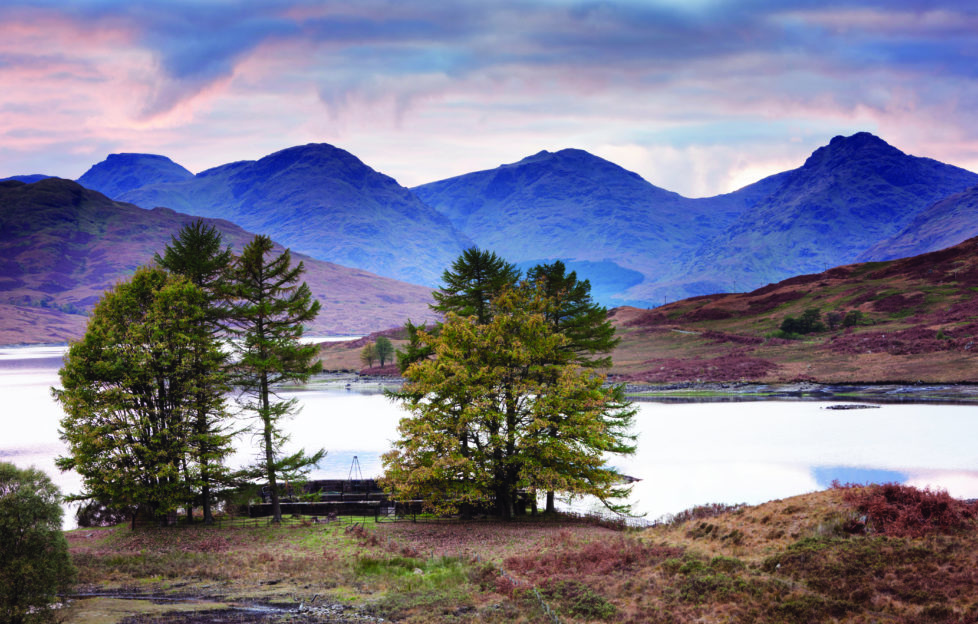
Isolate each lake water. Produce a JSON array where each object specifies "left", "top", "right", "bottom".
[{"left": 3, "top": 344, "right": 978, "bottom": 528}]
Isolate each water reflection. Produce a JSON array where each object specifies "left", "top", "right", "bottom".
[{"left": 3, "top": 344, "right": 978, "bottom": 528}]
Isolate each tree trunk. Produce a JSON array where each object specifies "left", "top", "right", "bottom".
[
  {"left": 261, "top": 372, "right": 281, "bottom": 523},
  {"left": 546, "top": 491, "right": 556, "bottom": 514},
  {"left": 202, "top": 481, "right": 213, "bottom": 525}
]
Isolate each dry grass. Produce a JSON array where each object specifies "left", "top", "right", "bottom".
[{"left": 67, "top": 489, "right": 978, "bottom": 623}]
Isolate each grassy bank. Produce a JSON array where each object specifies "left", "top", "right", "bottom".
[{"left": 64, "top": 485, "right": 978, "bottom": 623}]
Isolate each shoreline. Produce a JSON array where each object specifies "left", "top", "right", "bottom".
[{"left": 312, "top": 372, "right": 978, "bottom": 403}]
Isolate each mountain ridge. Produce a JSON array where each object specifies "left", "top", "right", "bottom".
[
  {"left": 0, "top": 178, "right": 438, "bottom": 344},
  {"left": 85, "top": 143, "right": 473, "bottom": 286}
]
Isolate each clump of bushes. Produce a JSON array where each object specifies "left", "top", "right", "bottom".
[
  {"left": 538, "top": 579, "right": 617, "bottom": 620},
  {"left": 835, "top": 482, "right": 978, "bottom": 537},
  {"left": 775, "top": 308, "right": 872, "bottom": 339},
  {"left": 779, "top": 308, "right": 826, "bottom": 336}
]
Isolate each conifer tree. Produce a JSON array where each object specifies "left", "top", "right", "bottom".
[
  {"left": 384, "top": 286, "right": 635, "bottom": 520},
  {"left": 526, "top": 260, "right": 619, "bottom": 368},
  {"left": 227, "top": 235, "right": 324, "bottom": 523},
  {"left": 431, "top": 247, "right": 520, "bottom": 324},
  {"left": 154, "top": 219, "right": 233, "bottom": 524},
  {"left": 525, "top": 260, "right": 620, "bottom": 512}
]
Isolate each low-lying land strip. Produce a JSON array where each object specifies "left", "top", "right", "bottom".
[{"left": 64, "top": 484, "right": 978, "bottom": 623}]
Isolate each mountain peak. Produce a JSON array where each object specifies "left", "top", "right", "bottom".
[
  {"left": 804, "top": 132, "right": 904, "bottom": 170},
  {"left": 78, "top": 152, "right": 194, "bottom": 198}
]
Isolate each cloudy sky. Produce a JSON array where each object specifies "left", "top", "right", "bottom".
[{"left": 1, "top": 0, "right": 976, "bottom": 197}]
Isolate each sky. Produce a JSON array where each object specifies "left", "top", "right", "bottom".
[{"left": 1, "top": 0, "right": 976, "bottom": 197}]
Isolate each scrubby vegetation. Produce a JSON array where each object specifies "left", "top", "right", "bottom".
[{"left": 65, "top": 484, "right": 978, "bottom": 623}]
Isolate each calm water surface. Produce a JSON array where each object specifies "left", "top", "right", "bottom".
[{"left": 3, "top": 344, "right": 978, "bottom": 527}]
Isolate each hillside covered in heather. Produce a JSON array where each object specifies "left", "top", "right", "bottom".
[
  {"left": 0, "top": 178, "right": 437, "bottom": 344},
  {"left": 609, "top": 236, "right": 978, "bottom": 384}
]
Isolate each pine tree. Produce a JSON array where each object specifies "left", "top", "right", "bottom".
[
  {"left": 526, "top": 260, "right": 619, "bottom": 368},
  {"left": 227, "top": 235, "right": 324, "bottom": 523},
  {"left": 431, "top": 247, "right": 520, "bottom": 324},
  {"left": 525, "top": 260, "right": 621, "bottom": 512},
  {"left": 154, "top": 219, "right": 234, "bottom": 524}
]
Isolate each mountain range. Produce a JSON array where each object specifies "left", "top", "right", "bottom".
[
  {"left": 80, "top": 144, "right": 472, "bottom": 286},
  {"left": 0, "top": 178, "right": 438, "bottom": 344},
  {"left": 415, "top": 133, "right": 978, "bottom": 304},
  {"left": 54, "top": 132, "right": 978, "bottom": 309}
]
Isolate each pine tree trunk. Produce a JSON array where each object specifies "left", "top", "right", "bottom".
[{"left": 261, "top": 372, "right": 281, "bottom": 523}]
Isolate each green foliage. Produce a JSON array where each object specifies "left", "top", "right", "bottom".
[
  {"left": 375, "top": 336, "right": 394, "bottom": 367},
  {"left": 56, "top": 267, "right": 230, "bottom": 521},
  {"left": 430, "top": 247, "right": 520, "bottom": 325},
  {"left": 0, "top": 463, "right": 76, "bottom": 624},
  {"left": 843, "top": 309, "right": 867, "bottom": 328},
  {"left": 153, "top": 219, "right": 232, "bottom": 304},
  {"left": 526, "top": 259, "right": 619, "bottom": 368},
  {"left": 395, "top": 319, "right": 436, "bottom": 373},
  {"left": 538, "top": 579, "right": 617, "bottom": 620},
  {"left": 779, "top": 308, "right": 825, "bottom": 335},
  {"left": 665, "top": 555, "right": 754, "bottom": 604},
  {"left": 154, "top": 220, "right": 235, "bottom": 524},
  {"left": 226, "top": 235, "right": 325, "bottom": 523},
  {"left": 384, "top": 285, "right": 636, "bottom": 519}
]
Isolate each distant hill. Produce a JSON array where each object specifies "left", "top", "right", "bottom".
[
  {"left": 78, "top": 153, "right": 194, "bottom": 197},
  {"left": 860, "top": 185, "right": 978, "bottom": 261},
  {"left": 0, "top": 178, "right": 437, "bottom": 345},
  {"left": 610, "top": 235, "right": 978, "bottom": 383},
  {"left": 660, "top": 133, "right": 978, "bottom": 300},
  {"left": 88, "top": 144, "right": 472, "bottom": 286},
  {"left": 413, "top": 148, "right": 788, "bottom": 306},
  {"left": 0, "top": 174, "right": 52, "bottom": 183}
]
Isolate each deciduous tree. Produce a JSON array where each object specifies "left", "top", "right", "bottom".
[
  {"left": 227, "top": 235, "right": 324, "bottom": 523},
  {"left": 360, "top": 343, "right": 377, "bottom": 368},
  {"left": 0, "top": 463, "right": 76, "bottom": 624},
  {"left": 375, "top": 336, "right": 394, "bottom": 367},
  {"left": 56, "top": 267, "right": 228, "bottom": 524}
]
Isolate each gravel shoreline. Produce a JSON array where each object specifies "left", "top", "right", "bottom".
[{"left": 307, "top": 373, "right": 978, "bottom": 403}]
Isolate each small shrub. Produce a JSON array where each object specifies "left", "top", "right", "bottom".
[
  {"left": 539, "top": 579, "right": 617, "bottom": 620},
  {"left": 836, "top": 483, "right": 978, "bottom": 537},
  {"left": 665, "top": 502, "right": 746, "bottom": 525},
  {"left": 770, "top": 593, "right": 856, "bottom": 623},
  {"left": 75, "top": 500, "right": 131, "bottom": 528},
  {"left": 345, "top": 523, "right": 380, "bottom": 546}
]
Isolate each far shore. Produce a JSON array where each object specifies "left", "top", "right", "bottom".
[{"left": 306, "top": 372, "right": 978, "bottom": 403}]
